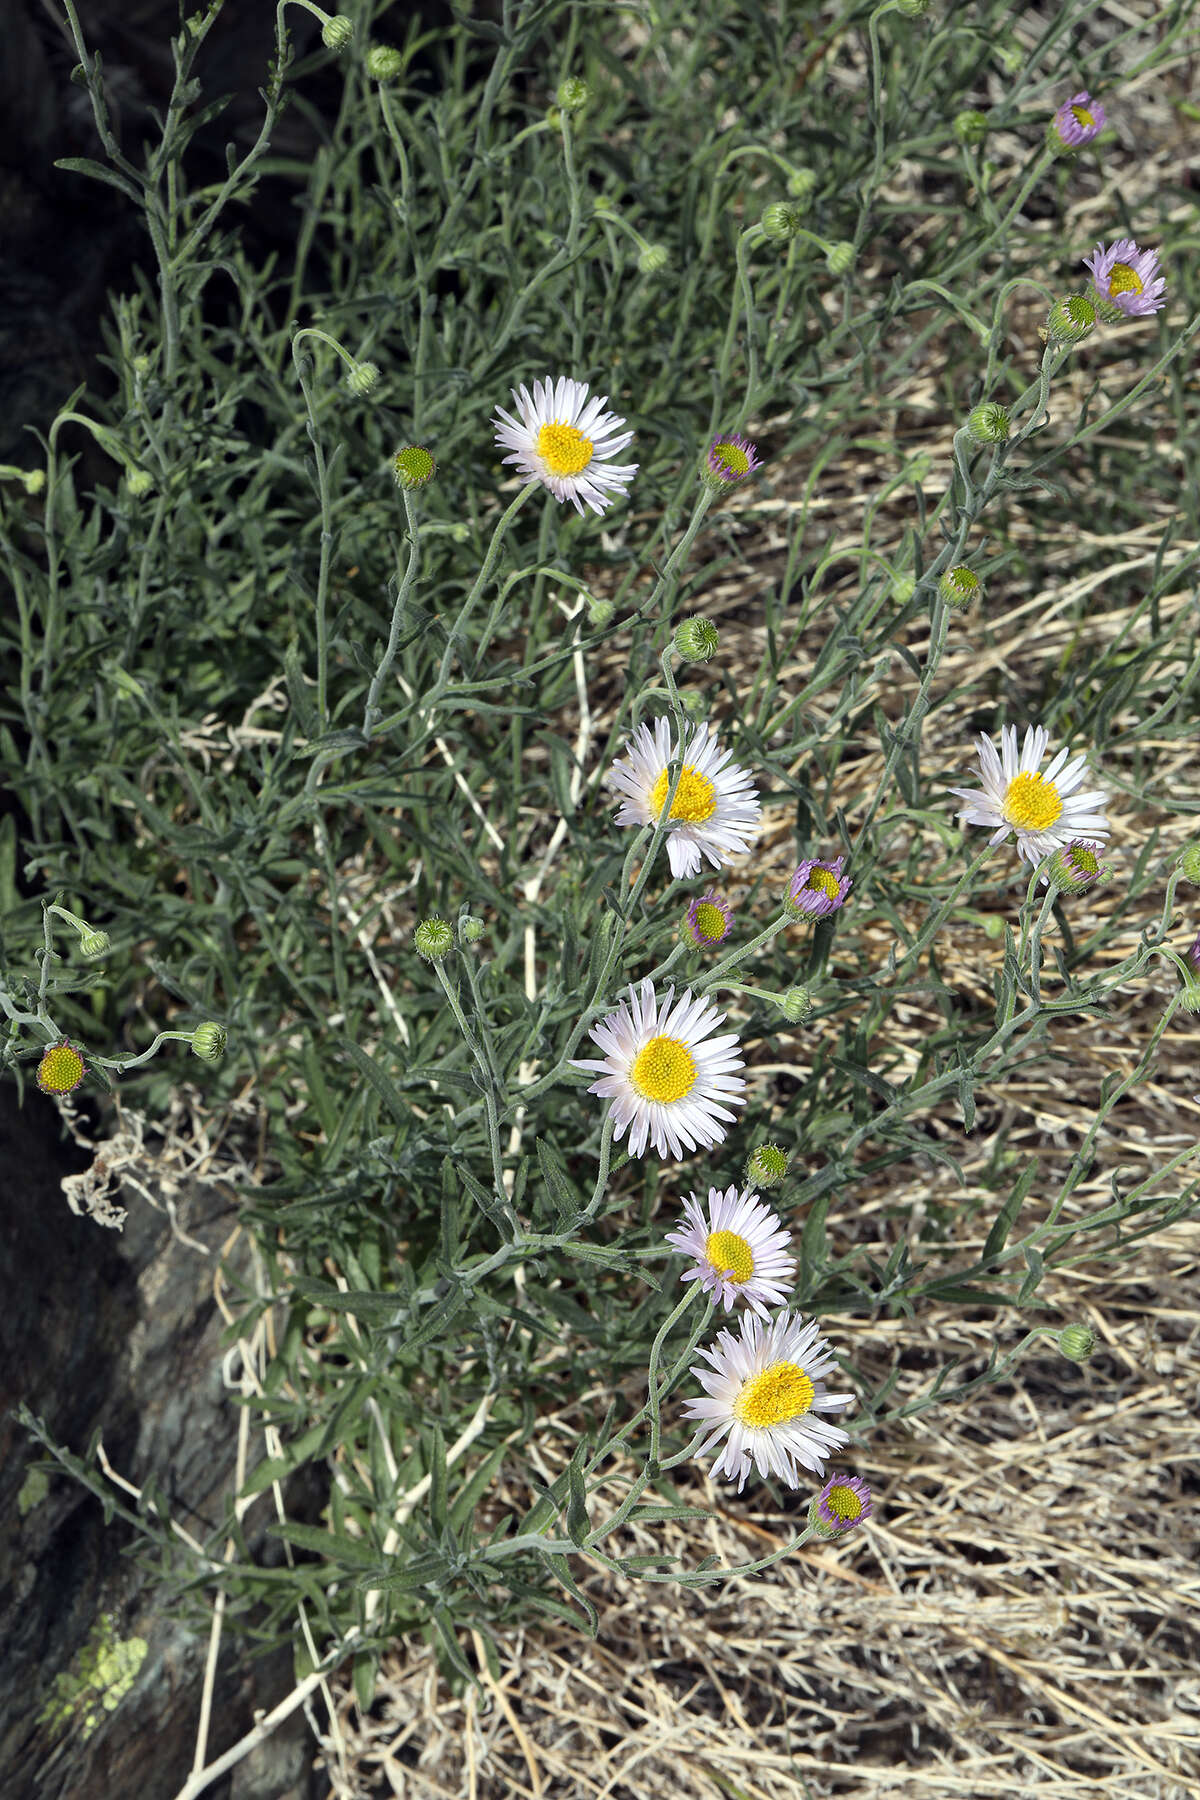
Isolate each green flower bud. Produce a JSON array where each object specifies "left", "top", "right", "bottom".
[
  {"left": 126, "top": 469, "right": 154, "bottom": 497},
  {"left": 679, "top": 689, "right": 708, "bottom": 721},
  {"left": 1057, "top": 1323, "right": 1095, "bottom": 1363},
  {"left": 890, "top": 574, "right": 916, "bottom": 605},
  {"left": 982, "top": 913, "right": 1005, "bottom": 940},
  {"left": 366, "top": 44, "right": 404, "bottom": 81},
  {"left": 673, "top": 617, "right": 719, "bottom": 663},
  {"left": 895, "top": 0, "right": 931, "bottom": 15},
  {"left": 939, "top": 565, "right": 982, "bottom": 612},
  {"left": 321, "top": 15, "right": 354, "bottom": 52},
  {"left": 953, "top": 109, "right": 989, "bottom": 148},
  {"left": 1178, "top": 980, "right": 1200, "bottom": 1014},
  {"left": 1045, "top": 295, "right": 1096, "bottom": 346},
  {"left": 458, "top": 915, "right": 485, "bottom": 946},
  {"left": 1177, "top": 843, "right": 1200, "bottom": 884},
  {"left": 637, "top": 243, "right": 670, "bottom": 275},
  {"left": 345, "top": 361, "right": 380, "bottom": 396},
  {"left": 761, "top": 202, "right": 803, "bottom": 243},
  {"left": 779, "top": 985, "right": 814, "bottom": 1023},
  {"left": 190, "top": 1022, "right": 228, "bottom": 1062},
  {"left": 23, "top": 469, "right": 46, "bottom": 496},
  {"left": 966, "top": 402, "right": 1011, "bottom": 445},
  {"left": 745, "top": 1141, "right": 789, "bottom": 1188},
  {"left": 393, "top": 445, "right": 436, "bottom": 490},
  {"left": 132, "top": 353, "right": 152, "bottom": 378},
  {"left": 587, "top": 595, "right": 616, "bottom": 628},
  {"left": 785, "top": 167, "right": 816, "bottom": 205},
  {"left": 78, "top": 928, "right": 111, "bottom": 959},
  {"left": 414, "top": 914, "right": 454, "bottom": 962},
  {"left": 556, "top": 76, "right": 590, "bottom": 112},
  {"left": 825, "top": 240, "right": 855, "bottom": 278}
]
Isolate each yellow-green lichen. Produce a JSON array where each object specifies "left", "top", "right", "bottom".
[{"left": 38, "top": 1615, "right": 148, "bottom": 1740}]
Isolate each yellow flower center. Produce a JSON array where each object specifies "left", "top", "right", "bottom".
[
  {"left": 1107, "top": 261, "right": 1143, "bottom": 298},
  {"left": 694, "top": 901, "right": 727, "bottom": 941},
  {"left": 705, "top": 1229, "right": 755, "bottom": 1284},
  {"left": 650, "top": 764, "right": 718, "bottom": 825},
  {"left": 536, "top": 420, "right": 594, "bottom": 477},
  {"left": 1068, "top": 845, "right": 1098, "bottom": 875},
  {"left": 1070, "top": 104, "right": 1095, "bottom": 128},
  {"left": 732, "top": 1360, "right": 815, "bottom": 1429},
  {"left": 805, "top": 866, "right": 841, "bottom": 898},
  {"left": 629, "top": 1034, "right": 697, "bottom": 1103},
  {"left": 37, "top": 1042, "right": 85, "bottom": 1093},
  {"left": 823, "top": 1482, "right": 863, "bottom": 1522},
  {"left": 712, "top": 440, "right": 750, "bottom": 477},
  {"left": 1002, "top": 771, "right": 1063, "bottom": 832}
]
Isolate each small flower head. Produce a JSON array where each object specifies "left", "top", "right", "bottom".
[
  {"left": 190, "top": 1022, "right": 228, "bottom": 1063},
  {"left": 492, "top": 376, "right": 637, "bottom": 518},
  {"left": 1049, "top": 90, "right": 1106, "bottom": 152},
  {"left": 413, "top": 914, "right": 455, "bottom": 962},
  {"left": 78, "top": 927, "right": 111, "bottom": 958},
  {"left": 458, "top": 914, "right": 485, "bottom": 946},
  {"left": 1057, "top": 1323, "right": 1096, "bottom": 1363},
  {"left": 1045, "top": 294, "right": 1097, "bottom": 346},
  {"left": 786, "top": 167, "right": 816, "bottom": 205},
  {"left": 1045, "top": 839, "right": 1112, "bottom": 894},
  {"left": 1178, "top": 844, "right": 1200, "bottom": 885},
  {"left": 950, "top": 725, "right": 1110, "bottom": 870},
  {"left": 321, "top": 15, "right": 354, "bottom": 52},
  {"left": 23, "top": 469, "right": 46, "bottom": 496},
  {"left": 891, "top": 573, "right": 916, "bottom": 605},
  {"left": 808, "top": 1473, "right": 873, "bottom": 1538},
  {"left": 939, "top": 564, "right": 982, "bottom": 612},
  {"left": 587, "top": 595, "right": 615, "bottom": 629},
  {"left": 674, "top": 617, "right": 719, "bottom": 664},
  {"left": 393, "top": 445, "right": 436, "bottom": 490},
  {"left": 605, "top": 716, "right": 762, "bottom": 881},
  {"left": 366, "top": 44, "right": 404, "bottom": 81},
  {"left": 701, "top": 432, "right": 761, "bottom": 492},
  {"left": 953, "top": 109, "right": 989, "bottom": 148},
  {"left": 745, "top": 1141, "right": 789, "bottom": 1188},
  {"left": 126, "top": 469, "right": 154, "bottom": 498},
  {"left": 685, "top": 891, "right": 734, "bottom": 948},
  {"left": 638, "top": 243, "right": 670, "bottom": 275},
  {"left": 786, "top": 856, "right": 852, "bottom": 919},
  {"left": 966, "top": 402, "right": 1011, "bottom": 445},
  {"left": 556, "top": 76, "right": 590, "bottom": 112},
  {"left": 761, "top": 202, "right": 803, "bottom": 243},
  {"left": 1083, "top": 238, "right": 1167, "bottom": 322},
  {"left": 682, "top": 1308, "right": 855, "bottom": 1493},
  {"left": 825, "top": 240, "right": 855, "bottom": 278},
  {"left": 779, "top": 985, "right": 814, "bottom": 1024},
  {"left": 665, "top": 1184, "right": 797, "bottom": 1319},
  {"left": 345, "top": 360, "right": 381, "bottom": 397},
  {"left": 36, "top": 1039, "right": 87, "bottom": 1096},
  {"left": 568, "top": 976, "right": 748, "bottom": 1162}
]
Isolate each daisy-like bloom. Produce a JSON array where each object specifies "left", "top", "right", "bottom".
[
  {"left": 664, "top": 1184, "right": 797, "bottom": 1319},
  {"left": 808, "top": 1472, "right": 873, "bottom": 1538},
  {"left": 681, "top": 1308, "right": 854, "bottom": 1494},
  {"left": 700, "top": 432, "right": 761, "bottom": 492},
  {"left": 1045, "top": 838, "right": 1113, "bottom": 894},
  {"left": 491, "top": 375, "right": 637, "bottom": 517},
  {"left": 35, "top": 1038, "right": 87, "bottom": 1096},
  {"left": 606, "top": 715, "right": 762, "bottom": 882},
  {"left": 685, "top": 891, "right": 734, "bottom": 948},
  {"left": 1049, "top": 90, "right": 1106, "bottom": 151},
  {"left": 568, "top": 977, "right": 747, "bottom": 1161},
  {"left": 786, "top": 855, "right": 852, "bottom": 918},
  {"left": 1083, "top": 238, "right": 1167, "bottom": 321},
  {"left": 948, "top": 724, "right": 1109, "bottom": 871}
]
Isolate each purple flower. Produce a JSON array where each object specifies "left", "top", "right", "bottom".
[
  {"left": 703, "top": 433, "right": 761, "bottom": 489},
  {"left": 1050, "top": 90, "right": 1106, "bottom": 150},
  {"left": 685, "top": 890, "right": 734, "bottom": 947},
  {"left": 1083, "top": 238, "right": 1167, "bottom": 319},
  {"left": 787, "top": 855, "right": 852, "bottom": 918},
  {"left": 808, "top": 1472, "right": 873, "bottom": 1537}
]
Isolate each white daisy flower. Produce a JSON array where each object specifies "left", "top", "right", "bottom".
[
  {"left": 664, "top": 1184, "right": 796, "bottom": 1319},
  {"left": 948, "top": 723, "right": 1109, "bottom": 873},
  {"left": 681, "top": 1309, "right": 855, "bottom": 1495},
  {"left": 606, "top": 715, "right": 762, "bottom": 881},
  {"left": 491, "top": 374, "right": 638, "bottom": 517},
  {"left": 568, "top": 977, "right": 747, "bottom": 1162}
]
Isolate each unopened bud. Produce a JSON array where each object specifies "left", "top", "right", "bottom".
[
  {"left": 556, "top": 77, "right": 590, "bottom": 112},
  {"left": 367, "top": 44, "right": 404, "bottom": 81},
  {"left": 825, "top": 240, "right": 855, "bottom": 278},
  {"left": 966, "top": 402, "right": 1011, "bottom": 445},
  {"left": 1045, "top": 295, "right": 1096, "bottom": 346},
  {"left": 414, "top": 915, "right": 454, "bottom": 962},
  {"left": 345, "top": 361, "right": 380, "bottom": 396},
  {"left": 321, "top": 15, "right": 354, "bottom": 52},
  {"left": 745, "top": 1141, "right": 789, "bottom": 1188},
  {"left": 1057, "top": 1323, "right": 1095, "bottom": 1363},
  {"left": 953, "top": 109, "right": 989, "bottom": 148},
  {"left": 190, "top": 1022, "right": 228, "bottom": 1062},
  {"left": 674, "top": 617, "right": 719, "bottom": 663},
  {"left": 761, "top": 202, "right": 803, "bottom": 243},
  {"left": 939, "top": 565, "right": 981, "bottom": 612}
]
